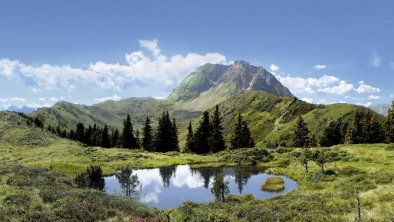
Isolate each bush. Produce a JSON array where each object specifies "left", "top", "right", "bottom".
[
  {"left": 339, "top": 166, "right": 365, "bottom": 176},
  {"left": 261, "top": 177, "right": 285, "bottom": 192}
]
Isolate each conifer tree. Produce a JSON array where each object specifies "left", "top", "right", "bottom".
[
  {"left": 84, "top": 125, "right": 93, "bottom": 146},
  {"left": 154, "top": 111, "right": 179, "bottom": 152},
  {"left": 345, "top": 110, "right": 365, "bottom": 144},
  {"left": 171, "top": 118, "right": 179, "bottom": 151},
  {"left": 185, "top": 121, "right": 195, "bottom": 153},
  {"left": 111, "top": 129, "right": 120, "bottom": 147},
  {"left": 291, "top": 115, "right": 309, "bottom": 147},
  {"left": 142, "top": 117, "right": 154, "bottom": 151},
  {"left": 101, "top": 125, "right": 111, "bottom": 148},
  {"left": 319, "top": 120, "right": 342, "bottom": 147},
  {"left": 211, "top": 105, "right": 225, "bottom": 152},
  {"left": 230, "top": 113, "right": 254, "bottom": 149},
  {"left": 135, "top": 129, "right": 141, "bottom": 148},
  {"left": 386, "top": 99, "right": 394, "bottom": 143},
  {"left": 367, "top": 113, "right": 384, "bottom": 143},
  {"left": 193, "top": 111, "right": 212, "bottom": 154},
  {"left": 76, "top": 123, "right": 85, "bottom": 142},
  {"left": 122, "top": 115, "right": 137, "bottom": 149}
]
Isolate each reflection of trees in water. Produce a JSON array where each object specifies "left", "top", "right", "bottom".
[
  {"left": 234, "top": 168, "right": 251, "bottom": 194},
  {"left": 115, "top": 167, "right": 140, "bottom": 198},
  {"left": 191, "top": 168, "right": 220, "bottom": 189},
  {"left": 159, "top": 166, "right": 177, "bottom": 187}
]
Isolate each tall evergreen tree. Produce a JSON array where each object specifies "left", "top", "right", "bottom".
[
  {"left": 185, "top": 121, "right": 195, "bottom": 153},
  {"left": 101, "top": 125, "right": 111, "bottom": 148},
  {"left": 291, "top": 115, "right": 309, "bottom": 147},
  {"left": 76, "top": 123, "right": 85, "bottom": 142},
  {"left": 211, "top": 105, "right": 225, "bottom": 152},
  {"left": 135, "top": 129, "right": 141, "bottom": 148},
  {"left": 171, "top": 118, "right": 179, "bottom": 151},
  {"left": 154, "top": 111, "right": 179, "bottom": 152},
  {"left": 84, "top": 125, "right": 93, "bottom": 146},
  {"left": 122, "top": 115, "right": 137, "bottom": 149},
  {"left": 230, "top": 114, "right": 254, "bottom": 149},
  {"left": 142, "top": 117, "right": 154, "bottom": 151},
  {"left": 345, "top": 110, "right": 365, "bottom": 144},
  {"left": 319, "top": 120, "right": 342, "bottom": 147},
  {"left": 111, "top": 129, "right": 120, "bottom": 147},
  {"left": 386, "top": 99, "right": 394, "bottom": 143},
  {"left": 193, "top": 111, "right": 212, "bottom": 154},
  {"left": 369, "top": 113, "right": 385, "bottom": 143}
]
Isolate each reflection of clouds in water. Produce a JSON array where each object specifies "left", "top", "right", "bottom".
[
  {"left": 172, "top": 165, "right": 204, "bottom": 189},
  {"left": 132, "top": 169, "right": 163, "bottom": 204}
]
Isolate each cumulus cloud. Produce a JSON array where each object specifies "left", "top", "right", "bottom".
[
  {"left": 317, "top": 81, "right": 354, "bottom": 95},
  {"left": 0, "top": 39, "right": 226, "bottom": 92},
  {"left": 356, "top": 102, "right": 372, "bottom": 107},
  {"left": 94, "top": 94, "right": 122, "bottom": 103},
  {"left": 269, "top": 64, "right": 279, "bottom": 73},
  {"left": 313, "top": 64, "right": 326, "bottom": 70},
  {"left": 369, "top": 52, "right": 381, "bottom": 68},
  {"left": 301, "top": 97, "right": 313, "bottom": 103},
  {"left": 368, "top": 95, "right": 380, "bottom": 100},
  {"left": 0, "top": 97, "right": 26, "bottom": 103},
  {"left": 354, "top": 81, "right": 380, "bottom": 93}
]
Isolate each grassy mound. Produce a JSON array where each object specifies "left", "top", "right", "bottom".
[{"left": 261, "top": 177, "right": 285, "bottom": 192}]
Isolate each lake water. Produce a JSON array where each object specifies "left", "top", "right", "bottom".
[{"left": 104, "top": 165, "right": 298, "bottom": 209}]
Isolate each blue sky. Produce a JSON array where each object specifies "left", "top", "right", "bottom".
[{"left": 0, "top": 0, "right": 393, "bottom": 109}]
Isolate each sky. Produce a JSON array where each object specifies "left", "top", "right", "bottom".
[{"left": 0, "top": 0, "right": 393, "bottom": 110}]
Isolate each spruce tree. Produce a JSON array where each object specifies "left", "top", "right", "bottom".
[
  {"left": 101, "top": 125, "right": 111, "bottom": 148},
  {"left": 84, "top": 125, "right": 93, "bottom": 146},
  {"left": 345, "top": 110, "right": 365, "bottom": 144},
  {"left": 76, "top": 123, "right": 85, "bottom": 142},
  {"left": 319, "top": 120, "right": 342, "bottom": 147},
  {"left": 122, "top": 115, "right": 137, "bottom": 149},
  {"left": 186, "top": 121, "right": 195, "bottom": 153},
  {"left": 154, "top": 111, "right": 178, "bottom": 152},
  {"left": 369, "top": 113, "right": 385, "bottom": 143},
  {"left": 211, "top": 105, "right": 225, "bottom": 152},
  {"left": 142, "top": 117, "right": 154, "bottom": 151},
  {"left": 291, "top": 115, "right": 309, "bottom": 147},
  {"left": 111, "top": 129, "right": 120, "bottom": 147},
  {"left": 230, "top": 114, "right": 254, "bottom": 149},
  {"left": 171, "top": 118, "right": 179, "bottom": 151},
  {"left": 193, "top": 111, "right": 212, "bottom": 154},
  {"left": 135, "top": 129, "right": 141, "bottom": 148},
  {"left": 386, "top": 99, "right": 394, "bottom": 143}
]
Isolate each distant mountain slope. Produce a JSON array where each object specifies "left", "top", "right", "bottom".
[
  {"left": 370, "top": 104, "right": 390, "bottom": 116},
  {"left": 0, "top": 112, "right": 57, "bottom": 146},
  {"left": 168, "top": 61, "right": 293, "bottom": 111},
  {"left": 31, "top": 97, "right": 201, "bottom": 131},
  {"left": 7, "top": 105, "right": 36, "bottom": 114}
]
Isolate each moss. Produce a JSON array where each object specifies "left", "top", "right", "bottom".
[{"left": 261, "top": 177, "right": 285, "bottom": 192}]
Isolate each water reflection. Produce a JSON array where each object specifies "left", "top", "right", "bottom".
[{"left": 104, "top": 165, "right": 298, "bottom": 209}]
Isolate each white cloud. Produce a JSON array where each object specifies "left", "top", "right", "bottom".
[
  {"left": 368, "top": 95, "right": 380, "bottom": 100},
  {"left": 317, "top": 80, "right": 354, "bottom": 95},
  {"left": 94, "top": 94, "right": 122, "bottom": 103},
  {"left": 354, "top": 81, "right": 380, "bottom": 93},
  {"left": 269, "top": 64, "right": 279, "bottom": 73},
  {"left": 0, "top": 39, "right": 226, "bottom": 92},
  {"left": 369, "top": 52, "right": 381, "bottom": 68},
  {"left": 313, "top": 64, "right": 326, "bottom": 70},
  {"left": 26, "top": 102, "right": 51, "bottom": 109},
  {"left": 356, "top": 102, "right": 372, "bottom": 107},
  {"left": 301, "top": 97, "right": 313, "bottom": 103},
  {"left": 0, "top": 97, "right": 26, "bottom": 103}
]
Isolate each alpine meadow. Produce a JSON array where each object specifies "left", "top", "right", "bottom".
[{"left": 1, "top": 1, "right": 394, "bottom": 222}]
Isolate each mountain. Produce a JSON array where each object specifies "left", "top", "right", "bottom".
[
  {"left": 370, "top": 104, "right": 390, "bottom": 116},
  {"left": 7, "top": 105, "right": 36, "bottom": 114},
  {"left": 168, "top": 61, "right": 293, "bottom": 111}
]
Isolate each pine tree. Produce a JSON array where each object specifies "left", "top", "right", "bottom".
[
  {"left": 142, "top": 117, "right": 154, "bottom": 151},
  {"left": 154, "top": 111, "right": 178, "bottom": 152},
  {"left": 135, "top": 129, "right": 141, "bottom": 148},
  {"left": 369, "top": 113, "right": 385, "bottom": 143},
  {"left": 185, "top": 121, "right": 195, "bottom": 153},
  {"left": 345, "top": 110, "right": 365, "bottom": 144},
  {"left": 193, "top": 111, "right": 212, "bottom": 154},
  {"left": 211, "top": 105, "right": 225, "bottom": 152},
  {"left": 291, "top": 115, "right": 309, "bottom": 147},
  {"left": 122, "top": 115, "right": 137, "bottom": 149},
  {"left": 230, "top": 114, "right": 254, "bottom": 149},
  {"left": 84, "top": 125, "right": 93, "bottom": 146},
  {"left": 319, "top": 120, "right": 342, "bottom": 147},
  {"left": 111, "top": 129, "right": 120, "bottom": 147},
  {"left": 101, "top": 125, "right": 111, "bottom": 148},
  {"left": 76, "top": 123, "right": 85, "bottom": 143},
  {"left": 386, "top": 99, "right": 394, "bottom": 143},
  {"left": 171, "top": 118, "right": 179, "bottom": 151}
]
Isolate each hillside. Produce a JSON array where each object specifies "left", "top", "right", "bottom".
[{"left": 168, "top": 61, "right": 293, "bottom": 111}]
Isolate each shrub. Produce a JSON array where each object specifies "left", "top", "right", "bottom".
[{"left": 261, "top": 177, "right": 285, "bottom": 192}]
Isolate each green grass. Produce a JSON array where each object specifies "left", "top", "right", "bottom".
[{"left": 260, "top": 177, "right": 285, "bottom": 192}]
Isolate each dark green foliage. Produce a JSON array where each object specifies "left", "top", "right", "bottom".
[
  {"left": 185, "top": 121, "right": 195, "bottom": 153},
  {"left": 135, "top": 129, "right": 141, "bottom": 148},
  {"left": 111, "top": 129, "right": 120, "bottom": 147},
  {"left": 74, "top": 165, "right": 105, "bottom": 191},
  {"left": 319, "top": 120, "right": 343, "bottom": 147},
  {"left": 210, "top": 171, "right": 229, "bottom": 202},
  {"left": 101, "top": 125, "right": 111, "bottom": 148},
  {"left": 75, "top": 123, "right": 85, "bottom": 142},
  {"left": 386, "top": 99, "right": 394, "bottom": 142},
  {"left": 368, "top": 113, "right": 385, "bottom": 143},
  {"left": 154, "top": 111, "right": 179, "bottom": 152},
  {"left": 142, "top": 117, "right": 154, "bottom": 151},
  {"left": 210, "top": 105, "right": 226, "bottom": 152},
  {"left": 193, "top": 111, "right": 212, "bottom": 154},
  {"left": 291, "top": 115, "right": 310, "bottom": 147},
  {"left": 230, "top": 113, "right": 254, "bottom": 149},
  {"left": 346, "top": 109, "right": 385, "bottom": 144},
  {"left": 122, "top": 115, "right": 138, "bottom": 149},
  {"left": 300, "top": 148, "right": 312, "bottom": 172}
]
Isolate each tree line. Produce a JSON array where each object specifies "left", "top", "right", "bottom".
[
  {"left": 291, "top": 100, "right": 394, "bottom": 148},
  {"left": 45, "top": 105, "right": 254, "bottom": 154}
]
